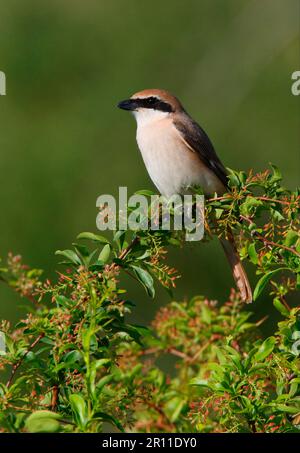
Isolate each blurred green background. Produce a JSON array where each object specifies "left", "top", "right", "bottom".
[{"left": 0, "top": 0, "right": 299, "bottom": 331}]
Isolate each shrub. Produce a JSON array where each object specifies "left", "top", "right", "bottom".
[{"left": 0, "top": 166, "right": 299, "bottom": 432}]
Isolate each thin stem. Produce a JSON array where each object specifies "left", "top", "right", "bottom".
[
  {"left": 147, "top": 401, "right": 176, "bottom": 431},
  {"left": 167, "top": 347, "right": 189, "bottom": 360},
  {"left": 240, "top": 215, "right": 300, "bottom": 258},
  {"left": 118, "top": 236, "right": 140, "bottom": 260},
  {"left": 111, "top": 236, "right": 140, "bottom": 272},
  {"left": 279, "top": 294, "right": 291, "bottom": 311},
  {"left": 248, "top": 419, "right": 257, "bottom": 433},
  {"left": 207, "top": 194, "right": 296, "bottom": 206},
  {"left": 256, "top": 196, "right": 295, "bottom": 206},
  {"left": 51, "top": 384, "right": 59, "bottom": 411},
  {"left": 6, "top": 333, "right": 45, "bottom": 388},
  {"left": 189, "top": 339, "right": 214, "bottom": 364}
]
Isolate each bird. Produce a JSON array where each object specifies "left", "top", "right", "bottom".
[{"left": 118, "top": 88, "right": 252, "bottom": 303}]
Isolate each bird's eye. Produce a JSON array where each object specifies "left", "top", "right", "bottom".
[{"left": 147, "top": 97, "right": 157, "bottom": 105}]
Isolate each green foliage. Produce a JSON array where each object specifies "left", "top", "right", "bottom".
[
  {"left": 0, "top": 167, "right": 299, "bottom": 433},
  {"left": 205, "top": 166, "right": 300, "bottom": 301}
]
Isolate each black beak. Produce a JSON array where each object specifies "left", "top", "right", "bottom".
[{"left": 117, "top": 99, "right": 138, "bottom": 111}]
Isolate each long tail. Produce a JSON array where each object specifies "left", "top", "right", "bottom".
[{"left": 220, "top": 232, "right": 252, "bottom": 304}]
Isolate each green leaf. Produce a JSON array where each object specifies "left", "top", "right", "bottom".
[
  {"left": 238, "top": 171, "right": 247, "bottom": 184},
  {"left": 227, "top": 169, "right": 241, "bottom": 189},
  {"left": 55, "top": 249, "right": 81, "bottom": 265},
  {"left": 77, "top": 232, "right": 109, "bottom": 244},
  {"left": 201, "top": 305, "right": 212, "bottom": 324},
  {"left": 131, "top": 265, "right": 155, "bottom": 298},
  {"left": 208, "top": 362, "right": 225, "bottom": 378},
  {"left": 134, "top": 189, "right": 156, "bottom": 197},
  {"left": 215, "top": 208, "right": 224, "bottom": 219},
  {"left": 289, "top": 378, "right": 300, "bottom": 397},
  {"left": 269, "top": 163, "right": 282, "bottom": 182},
  {"left": 248, "top": 243, "right": 258, "bottom": 265},
  {"left": 72, "top": 243, "right": 90, "bottom": 257},
  {"left": 271, "top": 209, "right": 285, "bottom": 222},
  {"left": 189, "top": 378, "right": 210, "bottom": 388},
  {"left": 93, "top": 358, "right": 111, "bottom": 370},
  {"left": 249, "top": 363, "right": 269, "bottom": 375},
  {"left": 55, "top": 295, "right": 73, "bottom": 308},
  {"left": 240, "top": 197, "right": 263, "bottom": 216},
  {"left": 164, "top": 396, "right": 187, "bottom": 422},
  {"left": 92, "top": 412, "right": 124, "bottom": 432},
  {"left": 98, "top": 244, "right": 111, "bottom": 263},
  {"left": 284, "top": 230, "right": 299, "bottom": 247},
  {"left": 253, "top": 268, "right": 287, "bottom": 300},
  {"left": 113, "top": 230, "right": 126, "bottom": 249},
  {"left": 69, "top": 394, "right": 88, "bottom": 429},
  {"left": 273, "top": 298, "right": 290, "bottom": 317},
  {"left": 64, "top": 349, "right": 83, "bottom": 364},
  {"left": 116, "top": 324, "right": 145, "bottom": 345},
  {"left": 297, "top": 273, "right": 300, "bottom": 290},
  {"left": 254, "top": 336, "right": 276, "bottom": 362},
  {"left": 25, "top": 411, "right": 61, "bottom": 433},
  {"left": 96, "top": 375, "right": 113, "bottom": 393},
  {"left": 224, "top": 345, "right": 243, "bottom": 371},
  {"left": 269, "top": 404, "right": 299, "bottom": 414}
]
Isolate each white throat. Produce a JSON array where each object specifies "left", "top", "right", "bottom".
[{"left": 133, "top": 108, "right": 169, "bottom": 128}]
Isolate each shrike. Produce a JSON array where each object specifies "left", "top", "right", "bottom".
[{"left": 118, "top": 89, "right": 252, "bottom": 303}]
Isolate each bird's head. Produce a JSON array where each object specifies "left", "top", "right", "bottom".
[{"left": 118, "top": 89, "right": 183, "bottom": 126}]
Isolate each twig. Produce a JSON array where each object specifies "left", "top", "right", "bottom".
[
  {"left": 240, "top": 215, "right": 300, "bottom": 258},
  {"left": 248, "top": 419, "right": 257, "bottom": 433},
  {"left": 110, "top": 236, "right": 140, "bottom": 272},
  {"left": 207, "top": 194, "right": 297, "bottom": 206},
  {"left": 255, "top": 315, "right": 269, "bottom": 327},
  {"left": 167, "top": 347, "right": 190, "bottom": 360},
  {"left": 118, "top": 236, "right": 140, "bottom": 261},
  {"left": 51, "top": 384, "right": 59, "bottom": 411},
  {"left": 256, "top": 196, "right": 294, "bottom": 206},
  {"left": 254, "top": 234, "right": 300, "bottom": 257},
  {"left": 56, "top": 271, "right": 72, "bottom": 281},
  {"left": 140, "top": 347, "right": 160, "bottom": 356},
  {"left": 189, "top": 339, "right": 214, "bottom": 364},
  {"left": 147, "top": 401, "right": 176, "bottom": 431},
  {"left": 279, "top": 294, "right": 291, "bottom": 311},
  {"left": 6, "top": 333, "right": 44, "bottom": 388},
  {"left": 207, "top": 195, "right": 230, "bottom": 202}
]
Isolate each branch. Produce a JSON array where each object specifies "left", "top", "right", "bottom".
[
  {"left": 51, "top": 384, "right": 59, "bottom": 411},
  {"left": 111, "top": 235, "right": 140, "bottom": 271},
  {"left": 256, "top": 196, "right": 294, "bottom": 206},
  {"left": 240, "top": 215, "right": 300, "bottom": 258},
  {"left": 6, "top": 333, "right": 44, "bottom": 388},
  {"left": 118, "top": 236, "right": 140, "bottom": 261},
  {"left": 207, "top": 194, "right": 297, "bottom": 206}
]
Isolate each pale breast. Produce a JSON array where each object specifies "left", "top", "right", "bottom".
[{"left": 136, "top": 117, "right": 224, "bottom": 196}]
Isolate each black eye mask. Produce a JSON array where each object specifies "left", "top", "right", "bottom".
[
  {"left": 136, "top": 96, "right": 173, "bottom": 112},
  {"left": 118, "top": 97, "right": 173, "bottom": 113}
]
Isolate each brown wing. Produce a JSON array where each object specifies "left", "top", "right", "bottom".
[{"left": 173, "top": 114, "right": 228, "bottom": 188}]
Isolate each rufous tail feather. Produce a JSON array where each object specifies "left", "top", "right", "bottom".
[{"left": 220, "top": 232, "right": 252, "bottom": 304}]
